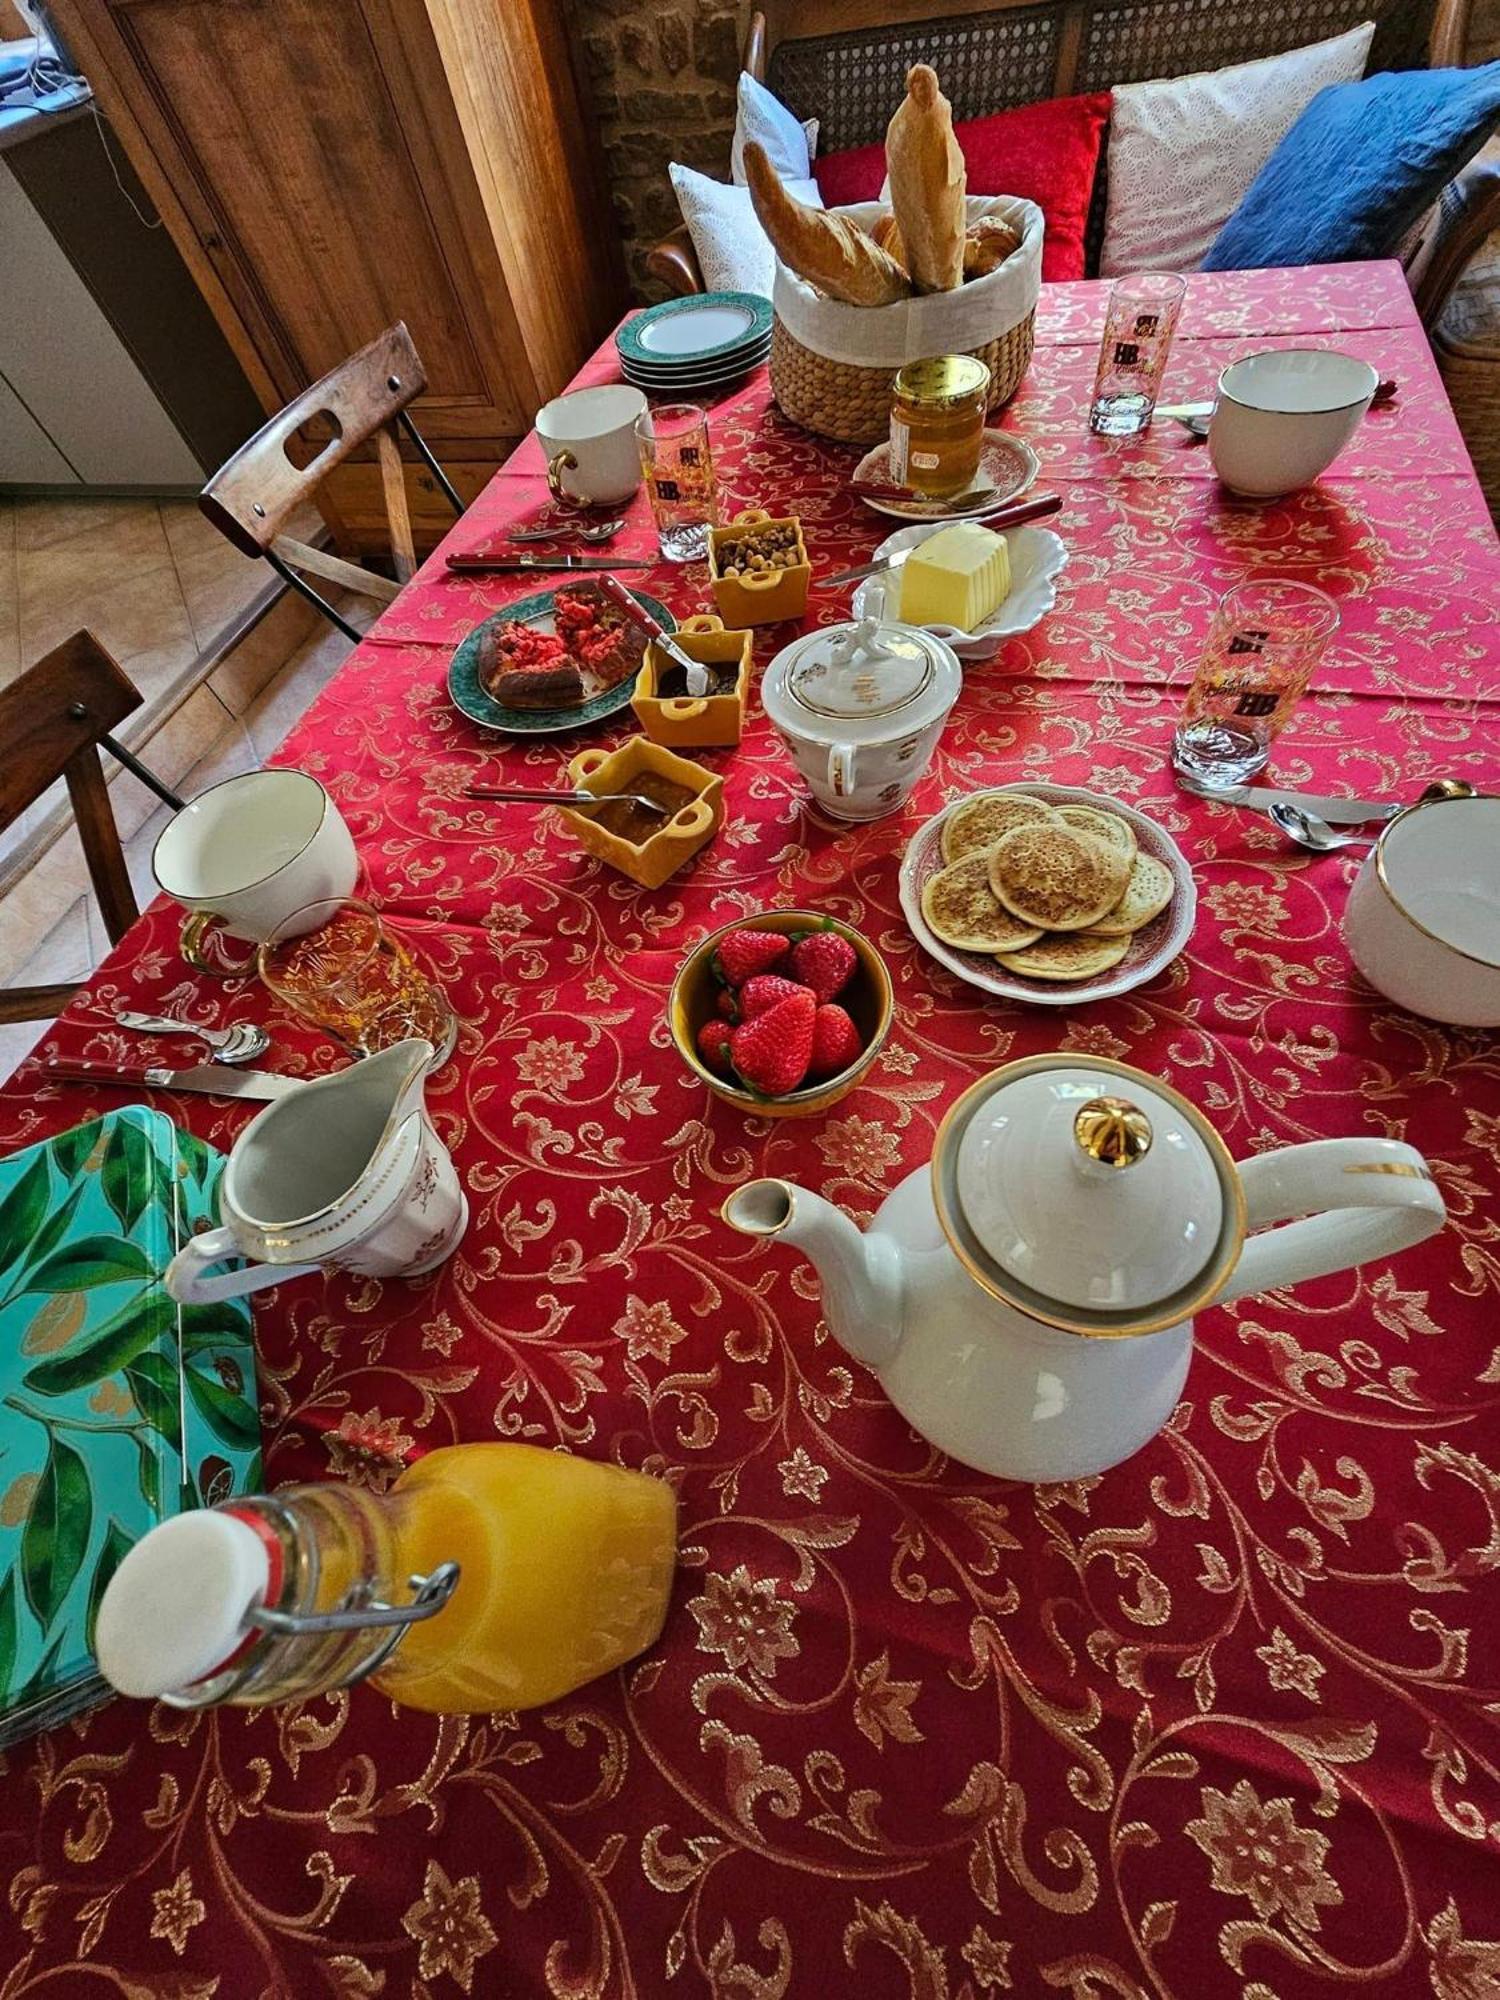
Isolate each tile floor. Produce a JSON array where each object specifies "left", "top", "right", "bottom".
[{"left": 0, "top": 607, "right": 366, "bottom": 1084}]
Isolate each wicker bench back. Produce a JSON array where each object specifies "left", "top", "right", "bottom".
[{"left": 761, "top": 0, "right": 1440, "bottom": 276}]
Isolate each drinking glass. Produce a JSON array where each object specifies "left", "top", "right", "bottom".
[
  {"left": 1171, "top": 580, "right": 1340, "bottom": 793},
  {"left": 1089, "top": 273, "right": 1187, "bottom": 437},
  {"left": 635, "top": 403, "right": 719, "bottom": 561},
  {"left": 258, "top": 897, "right": 458, "bottom": 1066}
]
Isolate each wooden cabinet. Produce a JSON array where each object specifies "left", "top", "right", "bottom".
[{"left": 48, "top": 0, "right": 624, "bottom": 550}]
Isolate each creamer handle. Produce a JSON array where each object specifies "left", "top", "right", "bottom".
[
  {"left": 165, "top": 1226, "right": 319, "bottom": 1305},
  {"left": 1218, "top": 1139, "right": 1445, "bottom": 1305}
]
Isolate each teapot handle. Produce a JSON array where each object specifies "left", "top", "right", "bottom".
[{"left": 1217, "top": 1139, "right": 1445, "bottom": 1306}]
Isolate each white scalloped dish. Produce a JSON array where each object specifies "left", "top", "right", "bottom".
[{"left": 853, "top": 523, "right": 1068, "bottom": 661}]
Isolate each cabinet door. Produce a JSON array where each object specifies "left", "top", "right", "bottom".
[{"left": 61, "top": 0, "right": 532, "bottom": 449}]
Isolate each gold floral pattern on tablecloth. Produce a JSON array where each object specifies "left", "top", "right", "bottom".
[{"left": 0, "top": 264, "right": 1496, "bottom": 1999}]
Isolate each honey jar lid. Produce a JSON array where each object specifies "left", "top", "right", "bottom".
[{"left": 893, "top": 355, "right": 992, "bottom": 408}]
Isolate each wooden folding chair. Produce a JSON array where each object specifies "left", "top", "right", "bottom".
[
  {"left": 198, "top": 322, "right": 464, "bottom": 643},
  {"left": 0, "top": 632, "right": 184, "bottom": 1024}
]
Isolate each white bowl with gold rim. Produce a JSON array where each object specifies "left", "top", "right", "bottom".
[{"left": 1344, "top": 790, "right": 1500, "bottom": 1025}]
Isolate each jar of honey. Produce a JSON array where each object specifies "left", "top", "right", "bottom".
[{"left": 889, "top": 355, "right": 991, "bottom": 497}]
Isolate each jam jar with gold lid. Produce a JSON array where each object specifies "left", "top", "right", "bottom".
[{"left": 889, "top": 354, "right": 991, "bottom": 497}]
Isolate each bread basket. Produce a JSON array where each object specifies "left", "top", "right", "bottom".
[{"left": 770, "top": 196, "right": 1042, "bottom": 447}]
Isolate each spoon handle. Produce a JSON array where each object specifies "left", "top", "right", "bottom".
[
  {"left": 117, "top": 1010, "right": 232, "bottom": 1048},
  {"left": 463, "top": 787, "right": 663, "bottom": 812}
]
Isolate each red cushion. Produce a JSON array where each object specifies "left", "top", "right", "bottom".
[{"left": 812, "top": 92, "right": 1111, "bottom": 283}]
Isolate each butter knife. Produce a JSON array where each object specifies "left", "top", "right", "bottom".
[
  {"left": 818, "top": 492, "right": 1064, "bottom": 589},
  {"left": 42, "top": 1059, "right": 304, "bottom": 1100},
  {"left": 444, "top": 553, "right": 652, "bottom": 574},
  {"left": 1200, "top": 786, "right": 1404, "bottom": 826}
]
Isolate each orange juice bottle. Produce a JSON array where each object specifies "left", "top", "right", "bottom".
[{"left": 95, "top": 1444, "right": 677, "bottom": 1714}]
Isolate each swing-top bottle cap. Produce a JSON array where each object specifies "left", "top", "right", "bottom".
[{"left": 95, "top": 1510, "right": 272, "bottom": 1700}]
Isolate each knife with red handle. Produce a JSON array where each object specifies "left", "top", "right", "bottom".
[{"left": 40, "top": 1059, "right": 302, "bottom": 1100}]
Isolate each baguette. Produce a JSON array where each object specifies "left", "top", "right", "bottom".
[
  {"left": 885, "top": 65, "right": 966, "bottom": 293},
  {"left": 743, "top": 142, "right": 911, "bottom": 306}
]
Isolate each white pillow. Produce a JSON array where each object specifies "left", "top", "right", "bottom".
[
  {"left": 1100, "top": 24, "right": 1376, "bottom": 276},
  {"left": 730, "top": 72, "right": 818, "bottom": 185},
  {"left": 669, "top": 164, "right": 824, "bottom": 296}
]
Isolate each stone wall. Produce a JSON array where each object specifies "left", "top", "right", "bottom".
[
  {"left": 1474, "top": 0, "right": 1500, "bottom": 61},
  {"left": 567, "top": 0, "right": 752, "bottom": 298}
]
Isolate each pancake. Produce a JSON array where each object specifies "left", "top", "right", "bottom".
[
  {"left": 1056, "top": 803, "right": 1137, "bottom": 864},
  {"left": 995, "top": 933, "right": 1131, "bottom": 981},
  {"left": 1083, "top": 853, "right": 1176, "bottom": 937},
  {"left": 940, "top": 791, "right": 1057, "bottom": 864},
  {"left": 921, "top": 854, "right": 1045, "bottom": 953},
  {"left": 986, "top": 822, "right": 1132, "bottom": 931}
]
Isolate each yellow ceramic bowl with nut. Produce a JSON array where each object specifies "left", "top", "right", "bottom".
[
  {"left": 631, "top": 613, "right": 752, "bottom": 750},
  {"left": 708, "top": 508, "right": 811, "bottom": 628},
  {"left": 669, "top": 910, "right": 893, "bottom": 1118},
  {"left": 561, "top": 739, "right": 723, "bottom": 890}
]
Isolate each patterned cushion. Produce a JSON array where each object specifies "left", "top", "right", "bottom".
[
  {"left": 1204, "top": 63, "right": 1500, "bottom": 272},
  {"left": 669, "top": 164, "right": 824, "bottom": 297},
  {"left": 1100, "top": 24, "right": 1375, "bottom": 276},
  {"left": 730, "top": 73, "right": 818, "bottom": 186}
]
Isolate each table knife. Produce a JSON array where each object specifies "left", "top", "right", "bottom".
[
  {"left": 443, "top": 553, "right": 652, "bottom": 574},
  {"left": 1199, "top": 786, "right": 1404, "bottom": 826},
  {"left": 41, "top": 1058, "right": 304, "bottom": 1100},
  {"left": 818, "top": 492, "right": 1063, "bottom": 589}
]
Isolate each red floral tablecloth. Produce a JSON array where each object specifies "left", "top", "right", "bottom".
[{"left": 1, "top": 264, "right": 1498, "bottom": 2000}]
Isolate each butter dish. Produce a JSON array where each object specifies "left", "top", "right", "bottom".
[{"left": 852, "top": 522, "right": 1068, "bottom": 662}]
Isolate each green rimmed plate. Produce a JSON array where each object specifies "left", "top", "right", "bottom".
[
  {"left": 447, "top": 587, "right": 677, "bottom": 737},
  {"left": 616, "top": 293, "right": 773, "bottom": 369}
]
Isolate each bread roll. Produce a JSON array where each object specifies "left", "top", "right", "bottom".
[
  {"left": 885, "top": 65, "right": 966, "bottom": 293},
  {"left": 963, "top": 216, "right": 1021, "bottom": 281},
  {"left": 867, "top": 209, "right": 907, "bottom": 270},
  {"left": 743, "top": 142, "right": 911, "bottom": 306}
]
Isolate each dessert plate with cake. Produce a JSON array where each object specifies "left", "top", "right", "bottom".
[
  {"left": 448, "top": 584, "right": 676, "bottom": 735},
  {"left": 899, "top": 784, "right": 1196, "bottom": 1006},
  {"left": 853, "top": 519, "right": 1067, "bottom": 660}
]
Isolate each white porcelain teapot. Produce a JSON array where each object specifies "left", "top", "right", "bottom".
[
  {"left": 723, "top": 1054, "right": 1445, "bottom": 1482},
  {"left": 166, "top": 1039, "right": 467, "bottom": 1303}
]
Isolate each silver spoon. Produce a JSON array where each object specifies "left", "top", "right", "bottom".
[
  {"left": 464, "top": 786, "right": 670, "bottom": 817},
  {"left": 1268, "top": 803, "right": 1376, "bottom": 853},
  {"left": 115, "top": 1011, "right": 271, "bottom": 1064},
  {"left": 505, "top": 517, "right": 625, "bottom": 544}
]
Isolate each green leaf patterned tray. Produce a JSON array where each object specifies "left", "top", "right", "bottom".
[
  {"left": 0, "top": 1110, "right": 262, "bottom": 1743},
  {"left": 447, "top": 586, "right": 676, "bottom": 736}
]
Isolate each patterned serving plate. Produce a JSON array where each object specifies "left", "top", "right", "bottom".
[
  {"left": 448, "top": 587, "right": 677, "bottom": 737},
  {"left": 899, "top": 783, "right": 1198, "bottom": 1007},
  {"left": 616, "top": 294, "right": 774, "bottom": 367},
  {"left": 853, "top": 430, "right": 1040, "bottom": 522},
  {"left": 853, "top": 524, "right": 1069, "bottom": 660}
]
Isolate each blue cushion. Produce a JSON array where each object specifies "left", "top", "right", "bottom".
[{"left": 1203, "top": 63, "right": 1500, "bottom": 271}]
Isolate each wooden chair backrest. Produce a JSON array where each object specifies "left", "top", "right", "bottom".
[
  {"left": 199, "top": 321, "right": 428, "bottom": 584},
  {"left": 750, "top": 0, "right": 1461, "bottom": 150},
  {"left": 0, "top": 632, "right": 142, "bottom": 1019}
]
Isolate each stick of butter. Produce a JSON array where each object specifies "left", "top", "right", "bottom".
[{"left": 898, "top": 522, "right": 1011, "bottom": 631}]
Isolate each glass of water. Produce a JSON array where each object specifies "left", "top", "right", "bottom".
[
  {"left": 1172, "top": 580, "right": 1340, "bottom": 793},
  {"left": 1089, "top": 273, "right": 1187, "bottom": 437},
  {"left": 635, "top": 403, "right": 719, "bottom": 561}
]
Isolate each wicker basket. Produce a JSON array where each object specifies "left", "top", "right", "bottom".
[
  {"left": 768, "top": 195, "right": 1043, "bottom": 447},
  {"left": 770, "top": 310, "right": 1036, "bottom": 447}
]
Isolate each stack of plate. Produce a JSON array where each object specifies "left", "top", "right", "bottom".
[{"left": 616, "top": 292, "right": 773, "bottom": 400}]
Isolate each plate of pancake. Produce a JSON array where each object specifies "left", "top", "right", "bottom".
[{"left": 899, "top": 784, "right": 1196, "bottom": 1005}]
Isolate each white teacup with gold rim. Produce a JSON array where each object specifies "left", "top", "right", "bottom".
[
  {"left": 1344, "top": 790, "right": 1500, "bottom": 1025},
  {"left": 535, "top": 385, "right": 647, "bottom": 508},
  {"left": 152, "top": 769, "right": 359, "bottom": 974}
]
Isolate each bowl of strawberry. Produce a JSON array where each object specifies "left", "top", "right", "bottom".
[{"left": 670, "top": 912, "right": 893, "bottom": 1116}]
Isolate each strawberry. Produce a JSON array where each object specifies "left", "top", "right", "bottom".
[
  {"left": 739, "top": 973, "right": 806, "bottom": 1020},
  {"left": 715, "top": 986, "right": 739, "bottom": 1021},
  {"left": 730, "top": 987, "right": 815, "bottom": 1097},
  {"left": 713, "top": 928, "right": 790, "bottom": 987},
  {"left": 808, "top": 1003, "right": 862, "bottom": 1079},
  {"left": 695, "top": 1018, "right": 736, "bottom": 1075},
  {"left": 789, "top": 928, "right": 857, "bottom": 1003}
]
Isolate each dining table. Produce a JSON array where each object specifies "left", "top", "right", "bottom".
[{"left": 1, "top": 258, "right": 1497, "bottom": 2000}]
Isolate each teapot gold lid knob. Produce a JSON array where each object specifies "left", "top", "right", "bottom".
[{"left": 1073, "top": 1096, "right": 1153, "bottom": 1169}]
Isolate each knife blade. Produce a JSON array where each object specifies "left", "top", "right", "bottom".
[
  {"left": 42, "top": 1059, "right": 304, "bottom": 1100},
  {"left": 1198, "top": 786, "right": 1403, "bottom": 826},
  {"left": 818, "top": 493, "right": 1064, "bottom": 589},
  {"left": 443, "top": 554, "right": 653, "bottom": 574}
]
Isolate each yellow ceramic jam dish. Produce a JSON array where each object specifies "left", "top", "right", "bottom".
[
  {"left": 668, "top": 910, "right": 893, "bottom": 1119},
  {"left": 708, "top": 509, "right": 811, "bottom": 628},
  {"left": 631, "top": 614, "right": 752, "bottom": 750},
  {"left": 562, "top": 739, "right": 723, "bottom": 890}
]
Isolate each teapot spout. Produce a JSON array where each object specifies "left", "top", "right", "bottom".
[{"left": 723, "top": 1180, "right": 902, "bottom": 1369}]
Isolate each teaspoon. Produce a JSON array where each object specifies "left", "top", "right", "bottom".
[
  {"left": 1268, "top": 803, "right": 1375, "bottom": 853},
  {"left": 114, "top": 1011, "right": 272, "bottom": 1063},
  {"left": 505, "top": 517, "right": 625, "bottom": 544}
]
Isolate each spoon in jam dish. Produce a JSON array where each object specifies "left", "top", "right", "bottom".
[{"left": 464, "top": 786, "right": 669, "bottom": 817}]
